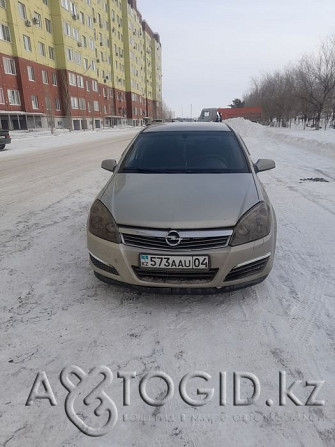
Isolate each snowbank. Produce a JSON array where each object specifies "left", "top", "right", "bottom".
[
  {"left": 223, "top": 117, "right": 265, "bottom": 138},
  {"left": 0, "top": 126, "right": 141, "bottom": 158},
  {"left": 264, "top": 126, "right": 335, "bottom": 159},
  {"left": 224, "top": 118, "right": 335, "bottom": 159}
]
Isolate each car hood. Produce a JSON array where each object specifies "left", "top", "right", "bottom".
[{"left": 101, "top": 173, "right": 259, "bottom": 229}]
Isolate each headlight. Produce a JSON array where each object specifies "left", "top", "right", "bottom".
[
  {"left": 88, "top": 199, "right": 121, "bottom": 243},
  {"left": 230, "top": 201, "right": 271, "bottom": 246}
]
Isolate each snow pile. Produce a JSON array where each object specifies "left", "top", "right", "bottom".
[
  {"left": 264, "top": 126, "right": 335, "bottom": 158},
  {"left": 223, "top": 117, "right": 265, "bottom": 138},
  {"left": 223, "top": 118, "right": 335, "bottom": 159},
  {"left": 0, "top": 126, "right": 140, "bottom": 158}
]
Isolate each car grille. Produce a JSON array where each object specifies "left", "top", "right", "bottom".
[
  {"left": 133, "top": 267, "right": 218, "bottom": 283},
  {"left": 224, "top": 256, "right": 269, "bottom": 282},
  {"left": 120, "top": 227, "right": 232, "bottom": 251}
]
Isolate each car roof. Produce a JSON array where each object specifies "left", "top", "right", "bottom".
[{"left": 143, "top": 122, "right": 232, "bottom": 133}]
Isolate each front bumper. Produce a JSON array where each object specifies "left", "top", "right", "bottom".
[{"left": 87, "top": 229, "right": 276, "bottom": 292}]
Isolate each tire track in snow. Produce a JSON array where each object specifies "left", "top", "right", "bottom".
[
  {"left": 247, "top": 133, "right": 332, "bottom": 380},
  {"left": 292, "top": 277, "right": 326, "bottom": 346},
  {"left": 268, "top": 174, "right": 328, "bottom": 354}
]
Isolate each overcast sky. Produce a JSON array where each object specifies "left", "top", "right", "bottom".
[{"left": 137, "top": 0, "right": 335, "bottom": 118}]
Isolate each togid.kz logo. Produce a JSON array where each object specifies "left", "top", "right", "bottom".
[
  {"left": 25, "top": 366, "right": 325, "bottom": 437},
  {"left": 26, "top": 365, "right": 118, "bottom": 437},
  {"left": 60, "top": 365, "right": 118, "bottom": 437}
]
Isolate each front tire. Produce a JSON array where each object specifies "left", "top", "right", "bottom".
[{"left": 0, "top": 144, "right": 5, "bottom": 150}]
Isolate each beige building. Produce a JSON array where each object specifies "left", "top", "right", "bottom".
[{"left": 0, "top": 0, "right": 162, "bottom": 130}]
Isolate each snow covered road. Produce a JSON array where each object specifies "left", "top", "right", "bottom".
[{"left": 0, "top": 122, "right": 334, "bottom": 446}]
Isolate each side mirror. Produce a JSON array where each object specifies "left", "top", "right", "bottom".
[
  {"left": 101, "top": 159, "right": 117, "bottom": 172},
  {"left": 254, "top": 159, "right": 275, "bottom": 173}
]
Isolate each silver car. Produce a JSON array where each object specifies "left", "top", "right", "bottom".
[{"left": 87, "top": 122, "right": 276, "bottom": 293}]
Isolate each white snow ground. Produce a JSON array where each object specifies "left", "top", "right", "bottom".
[{"left": 0, "top": 120, "right": 334, "bottom": 446}]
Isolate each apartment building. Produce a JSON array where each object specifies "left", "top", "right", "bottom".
[{"left": 0, "top": 0, "right": 162, "bottom": 130}]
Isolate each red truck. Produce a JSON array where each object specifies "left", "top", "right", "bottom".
[{"left": 198, "top": 107, "right": 262, "bottom": 123}]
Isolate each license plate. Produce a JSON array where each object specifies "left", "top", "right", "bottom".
[{"left": 139, "top": 254, "right": 209, "bottom": 270}]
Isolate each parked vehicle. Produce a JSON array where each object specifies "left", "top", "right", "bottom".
[
  {"left": 198, "top": 107, "right": 262, "bottom": 122},
  {"left": 87, "top": 122, "right": 276, "bottom": 293},
  {"left": 0, "top": 130, "right": 11, "bottom": 150}
]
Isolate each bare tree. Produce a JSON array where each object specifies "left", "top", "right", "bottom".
[
  {"left": 45, "top": 95, "right": 55, "bottom": 134},
  {"left": 43, "top": 84, "right": 55, "bottom": 134},
  {"left": 244, "top": 35, "right": 335, "bottom": 129},
  {"left": 59, "top": 69, "right": 72, "bottom": 131},
  {"left": 245, "top": 70, "right": 296, "bottom": 126},
  {"left": 294, "top": 38, "right": 335, "bottom": 129}
]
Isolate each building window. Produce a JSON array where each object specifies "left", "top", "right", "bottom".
[
  {"left": 8, "top": 89, "right": 21, "bottom": 105},
  {"left": 45, "top": 96, "right": 52, "bottom": 111},
  {"left": 52, "top": 72, "right": 57, "bottom": 86},
  {"left": 18, "top": 2, "right": 27, "bottom": 19},
  {"left": 92, "top": 80, "right": 98, "bottom": 91},
  {"left": 86, "top": 80, "right": 90, "bottom": 92},
  {"left": 3, "top": 57, "right": 16, "bottom": 75},
  {"left": 27, "top": 65, "right": 35, "bottom": 81},
  {"left": 73, "top": 51, "right": 81, "bottom": 65},
  {"left": 84, "top": 58, "right": 89, "bottom": 70},
  {"left": 38, "top": 41, "right": 46, "bottom": 57},
  {"left": 79, "top": 98, "right": 86, "bottom": 110},
  {"left": 64, "top": 22, "right": 71, "bottom": 36},
  {"left": 72, "top": 27, "right": 79, "bottom": 41},
  {"left": 42, "top": 70, "right": 48, "bottom": 84},
  {"left": 66, "top": 48, "right": 73, "bottom": 61},
  {"left": 42, "top": 0, "right": 48, "bottom": 5},
  {"left": 68, "top": 72, "right": 76, "bottom": 86},
  {"left": 0, "top": 24, "right": 10, "bottom": 42},
  {"left": 0, "top": 87, "right": 4, "bottom": 103},
  {"left": 69, "top": 1, "right": 77, "bottom": 15},
  {"left": 33, "top": 12, "right": 41, "bottom": 27},
  {"left": 93, "top": 100, "right": 99, "bottom": 111},
  {"left": 87, "top": 16, "right": 93, "bottom": 28},
  {"left": 45, "top": 18, "right": 52, "bottom": 33},
  {"left": 31, "top": 95, "right": 39, "bottom": 109},
  {"left": 0, "top": 0, "right": 6, "bottom": 9},
  {"left": 77, "top": 75, "right": 84, "bottom": 88},
  {"left": 23, "top": 35, "right": 31, "bottom": 51},
  {"left": 70, "top": 96, "right": 78, "bottom": 109},
  {"left": 55, "top": 97, "right": 61, "bottom": 111},
  {"left": 48, "top": 46, "right": 55, "bottom": 60}
]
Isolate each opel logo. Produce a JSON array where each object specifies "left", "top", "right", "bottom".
[{"left": 165, "top": 230, "right": 182, "bottom": 247}]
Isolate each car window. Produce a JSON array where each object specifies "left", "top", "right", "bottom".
[{"left": 120, "top": 131, "right": 250, "bottom": 173}]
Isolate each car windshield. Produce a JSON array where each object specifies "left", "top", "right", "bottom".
[{"left": 120, "top": 131, "right": 250, "bottom": 174}]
